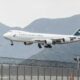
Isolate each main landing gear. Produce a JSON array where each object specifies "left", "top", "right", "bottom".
[
  {"left": 24, "top": 42, "right": 27, "bottom": 45},
  {"left": 38, "top": 43, "right": 42, "bottom": 48},
  {"left": 44, "top": 44, "right": 52, "bottom": 48},
  {"left": 38, "top": 43, "right": 52, "bottom": 48}
]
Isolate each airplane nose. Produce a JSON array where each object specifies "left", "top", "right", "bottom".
[
  {"left": 3, "top": 33, "right": 7, "bottom": 37},
  {"left": 3, "top": 33, "right": 10, "bottom": 39},
  {"left": 3, "top": 33, "right": 8, "bottom": 38}
]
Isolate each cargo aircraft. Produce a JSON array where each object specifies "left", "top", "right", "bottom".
[{"left": 3, "top": 29, "right": 80, "bottom": 48}]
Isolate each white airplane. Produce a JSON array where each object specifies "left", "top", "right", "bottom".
[{"left": 3, "top": 29, "right": 80, "bottom": 48}]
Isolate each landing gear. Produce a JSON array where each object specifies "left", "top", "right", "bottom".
[
  {"left": 24, "top": 42, "right": 27, "bottom": 45},
  {"left": 38, "top": 43, "right": 52, "bottom": 48},
  {"left": 38, "top": 43, "right": 42, "bottom": 48},
  {"left": 52, "top": 41, "right": 56, "bottom": 45},
  {"left": 44, "top": 44, "right": 52, "bottom": 48},
  {"left": 11, "top": 41, "right": 14, "bottom": 46}
]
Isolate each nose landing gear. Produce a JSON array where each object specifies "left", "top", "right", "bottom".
[{"left": 11, "top": 41, "right": 14, "bottom": 46}]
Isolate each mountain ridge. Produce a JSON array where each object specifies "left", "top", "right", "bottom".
[{"left": 0, "top": 14, "right": 80, "bottom": 60}]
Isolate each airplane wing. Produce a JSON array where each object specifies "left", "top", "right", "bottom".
[
  {"left": 32, "top": 38, "right": 65, "bottom": 48},
  {"left": 32, "top": 38, "right": 65, "bottom": 45},
  {"left": 32, "top": 36, "right": 76, "bottom": 48}
]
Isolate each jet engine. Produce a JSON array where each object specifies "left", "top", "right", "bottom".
[
  {"left": 45, "top": 39, "right": 53, "bottom": 44},
  {"left": 63, "top": 38, "right": 71, "bottom": 43}
]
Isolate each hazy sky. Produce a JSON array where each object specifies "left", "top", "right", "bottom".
[{"left": 0, "top": 0, "right": 80, "bottom": 28}]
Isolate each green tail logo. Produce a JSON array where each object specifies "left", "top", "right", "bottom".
[{"left": 74, "top": 29, "right": 80, "bottom": 36}]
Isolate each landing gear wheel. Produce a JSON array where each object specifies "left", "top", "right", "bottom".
[
  {"left": 11, "top": 43, "right": 14, "bottom": 46},
  {"left": 44, "top": 44, "right": 52, "bottom": 48},
  {"left": 38, "top": 43, "right": 42, "bottom": 48},
  {"left": 24, "top": 42, "right": 27, "bottom": 45},
  {"left": 11, "top": 41, "right": 14, "bottom": 46}
]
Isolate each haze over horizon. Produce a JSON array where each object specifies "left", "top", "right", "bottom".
[
  {"left": 0, "top": 13, "right": 80, "bottom": 59},
  {"left": 0, "top": 0, "right": 80, "bottom": 28}
]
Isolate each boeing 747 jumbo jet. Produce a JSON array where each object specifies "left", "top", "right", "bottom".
[{"left": 3, "top": 29, "right": 80, "bottom": 48}]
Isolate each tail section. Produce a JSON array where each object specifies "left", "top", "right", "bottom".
[{"left": 74, "top": 29, "right": 80, "bottom": 36}]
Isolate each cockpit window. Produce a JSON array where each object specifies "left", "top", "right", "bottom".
[{"left": 13, "top": 34, "right": 16, "bottom": 37}]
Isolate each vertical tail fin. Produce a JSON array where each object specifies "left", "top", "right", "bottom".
[{"left": 74, "top": 29, "right": 80, "bottom": 36}]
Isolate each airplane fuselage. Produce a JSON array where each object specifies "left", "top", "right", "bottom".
[{"left": 3, "top": 30, "right": 80, "bottom": 48}]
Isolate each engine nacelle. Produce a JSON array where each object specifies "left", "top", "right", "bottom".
[
  {"left": 63, "top": 38, "right": 71, "bottom": 43},
  {"left": 45, "top": 39, "right": 53, "bottom": 44}
]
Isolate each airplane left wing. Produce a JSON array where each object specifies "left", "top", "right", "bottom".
[
  {"left": 33, "top": 38, "right": 65, "bottom": 44},
  {"left": 32, "top": 38, "right": 65, "bottom": 48},
  {"left": 32, "top": 36, "right": 77, "bottom": 48}
]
